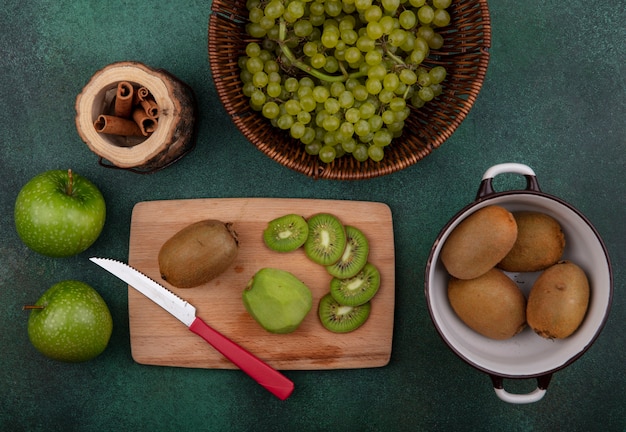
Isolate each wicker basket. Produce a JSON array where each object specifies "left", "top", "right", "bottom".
[{"left": 208, "top": 0, "right": 491, "bottom": 180}]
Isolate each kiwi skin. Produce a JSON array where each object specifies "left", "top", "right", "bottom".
[
  {"left": 158, "top": 219, "right": 238, "bottom": 288},
  {"left": 318, "top": 293, "right": 371, "bottom": 333},
  {"left": 441, "top": 205, "right": 517, "bottom": 280},
  {"left": 304, "top": 213, "right": 347, "bottom": 266},
  {"left": 326, "top": 225, "right": 369, "bottom": 279},
  {"left": 498, "top": 211, "right": 565, "bottom": 272},
  {"left": 448, "top": 268, "right": 526, "bottom": 340},
  {"left": 263, "top": 214, "right": 309, "bottom": 253},
  {"left": 330, "top": 262, "right": 380, "bottom": 307}
]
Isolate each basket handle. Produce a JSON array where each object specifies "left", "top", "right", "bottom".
[
  {"left": 476, "top": 163, "right": 541, "bottom": 199},
  {"left": 490, "top": 374, "right": 552, "bottom": 404}
]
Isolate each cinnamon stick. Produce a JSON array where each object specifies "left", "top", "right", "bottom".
[
  {"left": 132, "top": 107, "right": 157, "bottom": 136},
  {"left": 134, "top": 87, "right": 159, "bottom": 118},
  {"left": 94, "top": 115, "right": 144, "bottom": 136},
  {"left": 114, "top": 81, "right": 134, "bottom": 118}
]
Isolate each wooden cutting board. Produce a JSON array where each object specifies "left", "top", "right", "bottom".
[{"left": 127, "top": 198, "right": 394, "bottom": 370}]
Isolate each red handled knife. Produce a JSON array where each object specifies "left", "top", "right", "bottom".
[{"left": 90, "top": 257, "right": 294, "bottom": 400}]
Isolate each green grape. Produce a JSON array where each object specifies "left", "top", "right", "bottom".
[
  {"left": 366, "top": 21, "right": 384, "bottom": 40},
  {"left": 381, "top": 0, "right": 400, "bottom": 13},
  {"left": 277, "top": 114, "right": 295, "bottom": 130},
  {"left": 321, "top": 27, "right": 340, "bottom": 48},
  {"left": 248, "top": 7, "right": 264, "bottom": 23},
  {"left": 252, "top": 71, "right": 268, "bottom": 87},
  {"left": 379, "top": 16, "right": 395, "bottom": 34},
  {"left": 330, "top": 81, "right": 345, "bottom": 97},
  {"left": 310, "top": 52, "right": 327, "bottom": 69},
  {"left": 429, "top": 65, "right": 447, "bottom": 84},
  {"left": 353, "top": 84, "right": 369, "bottom": 101},
  {"left": 324, "top": 0, "right": 343, "bottom": 17},
  {"left": 354, "top": 119, "right": 371, "bottom": 136},
  {"left": 354, "top": 0, "right": 373, "bottom": 9},
  {"left": 418, "top": 86, "right": 434, "bottom": 102},
  {"left": 297, "top": 110, "right": 312, "bottom": 124},
  {"left": 245, "top": 42, "right": 261, "bottom": 57},
  {"left": 353, "top": 144, "right": 369, "bottom": 161},
  {"left": 345, "top": 107, "right": 361, "bottom": 123},
  {"left": 399, "top": 10, "right": 417, "bottom": 29},
  {"left": 372, "top": 129, "right": 393, "bottom": 147},
  {"left": 287, "top": 1, "right": 305, "bottom": 19},
  {"left": 284, "top": 77, "right": 299, "bottom": 92},
  {"left": 323, "top": 56, "right": 340, "bottom": 73},
  {"left": 338, "top": 90, "right": 355, "bottom": 108},
  {"left": 388, "top": 29, "right": 408, "bottom": 47},
  {"left": 318, "top": 145, "right": 337, "bottom": 163},
  {"left": 305, "top": 140, "right": 322, "bottom": 155},
  {"left": 382, "top": 73, "right": 400, "bottom": 91},
  {"left": 367, "top": 63, "right": 387, "bottom": 80},
  {"left": 417, "top": 5, "right": 434, "bottom": 24},
  {"left": 262, "top": 101, "right": 280, "bottom": 119},
  {"left": 399, "top": 68, "right": 418, "bottom": 85},
  {"left": 264, "top": 60, "right": 280, "bottom": 74},
  {"left": 323, "top": 130, "right": 339, "bottom": 146},
  {"left": 285, "top": 99, "right": 302, "bottom": 115},
  {"left": 359, "top": 101, "right": 376, "bottom": 119},
  {"left": 428, "top": 33, "right": 444, "bottom": 49},
  {"left": 300, "top": 95, "right": 317, "bottom": 112},
  {"left": 299, "top": 77, "right": 315, "bottom": 88},
  {"left": 339, "top": 121, "right": 355, "bottom": 137},
  {"left": 290, "top": 121, "right": 306, "bottom": 139},
  {"left": 301, "top": 127, "right": 316, "bottom": 144},
  {"left": 344, "top": 46, "right": 362, "bottom": 64},
  {"left": 433, "top": 8, "right": 451, "bottom": 27},
  {"left": 417, "top": 25, "right": 435, "bottom": 42},
  {"left": 312, "top": 85, "right": 330, "bottom": 103},
  {"left": 245, "top": 56, "right": 264, "bottom": 74},
  {"left": 294, "top": 19, "right": 313, "bottom": 36},
  {"left": 303, "top": 41, "right": 318, "bottom": 57},
  {"left": 264, "top": 0, "right": 284, "bottom": 19},
  {"left": 378, "top": 88, "right": 395, "bottom": 104},
  {"left": 246, "top": 22, "right": 266, "bottom": 38},
  {"left": 309, "top": 1, "right": 325, "bottom": 16},
  {"left": 368, "top": 114, "right": 383, "bottom": 131},
  {"left": 381, "top": 109, "right": 396, "bottom": 124},
  {"left": 368, "top": 145, "right": 384, "bottom": 162},
  {"left": 433, "top": 0, "right": 452, "bottom": 9},
  {"left": 356, "top": 35, "right": 376, "bottom": 52},
  {"left": 259, "top": 16, "right": 276, "bottom": 30},
  {"left": 322, "top": 115, "right": 341, "bottom": 131},
  {"left": 365, "top": 78, "right": 382, "bottom": 95},
  {"left": 365, "top": 50, "right": 383, "bottom": 66},
  {"left": 342, "top": 138, "right": 357, "bottom": 153},
  {"left": 324, "top": 98, "right": 341, "bottom": 114},
  {"left": 417, "top": 68, "right": 432, "bottom": 86},
  {"left": 242, "top": 82, "right": 256, "bottom": 97},
  {"left": 363, "top": 5, "right": 382, "bottom": 23},
  {"left": 341, "top": 29, "right": 358, "bottom": 45}
]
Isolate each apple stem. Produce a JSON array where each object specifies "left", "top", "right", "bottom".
[
  {"left": 23, "top": 305, "right": 45, "bottom": 311},
  {"left": 66, "top": 168, "right": 73, "bottom": 196}
]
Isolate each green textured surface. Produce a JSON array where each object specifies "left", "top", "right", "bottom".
[{"left": 1, "top": 1, "right": 625, "bottom": 431}]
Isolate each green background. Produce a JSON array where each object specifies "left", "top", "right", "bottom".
[{"left": 1, "top": 1, "right": 624, "bottom": 431}]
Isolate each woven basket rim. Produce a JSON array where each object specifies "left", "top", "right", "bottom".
[{"left": 209, "top": 0, "right": 491, "bottom": 180}]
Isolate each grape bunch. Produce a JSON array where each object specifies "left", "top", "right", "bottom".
[{"left": 239, "top": 0, "right": 452, "bottom": 163}]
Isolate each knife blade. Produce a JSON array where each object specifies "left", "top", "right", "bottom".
[{"left": 90, "top": 257, "right": 294, "bottom": 400}]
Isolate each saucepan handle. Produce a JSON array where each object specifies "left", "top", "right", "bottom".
[
  {"left": 476, "top": 163, "right": 541, "bottom": 200},
  {"left": 489, "top": 374, "right": 552, "bottom": 404}
]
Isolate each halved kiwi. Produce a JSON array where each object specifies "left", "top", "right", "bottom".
[
  {"left": 330, "top": 262, "right": 380, "bottom": 306},
  {"left": 304, "top": 213, "right": 346, "bottom": 266},
  {"left": 263, "top": 214, "right": 309, "bottom": 252},
  {"left": 318, "top": 292, "right": 371, "bottom": 333},
  {"left": 326, "top": 225, "right": 369, "bottom": 279}
]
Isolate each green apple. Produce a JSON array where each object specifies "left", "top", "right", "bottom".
[
  {"left": 14, "top": 169, "right": 106, "bottom": 257},
  {"left": 26, "top": 280, "right": 113, "bottom": 362}
]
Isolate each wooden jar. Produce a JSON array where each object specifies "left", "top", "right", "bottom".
[{"left": 75, "top": 61, "right": 197, "bottom": 173}]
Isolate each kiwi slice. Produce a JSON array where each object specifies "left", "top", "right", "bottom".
[
  {"left": 263, "top": 214, "right": 309, "bottom": 252},
  {"left": 318, "top": 292, "right": 371, "bottom": 333},
  {"left": 326, "top": 225, "right": 369, "bottom": 279},
  {"left": 330, "top": 262, "right": 380, "bottom": 306},
  {"left": 304, "top": 213, "right": 347, "bottom": 266}
]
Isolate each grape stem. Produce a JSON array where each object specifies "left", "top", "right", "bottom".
[{"left": 277, "top": 18, "right": 363, "bottom": 83}]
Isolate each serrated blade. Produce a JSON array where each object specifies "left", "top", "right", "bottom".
[{"left": 89, "top": 257, "right": 196, "bottom": 326}]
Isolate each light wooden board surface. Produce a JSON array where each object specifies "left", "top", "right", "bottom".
[{"left": 127, "top": 198, "right": 395, "bottom": 370}]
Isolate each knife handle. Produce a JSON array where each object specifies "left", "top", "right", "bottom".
[{"left": 189, "top": 317, "right": 294, "bottom": 400}]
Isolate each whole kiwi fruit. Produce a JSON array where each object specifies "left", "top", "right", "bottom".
[
  {"left": 158, "top": 219, "right": 239, "bottom": 288},
  {"left": 441, "top": 205, "right": 518, "bottom": 280},
  {"left": 448, "top": 268, "right": 526, "bottom": 340},
  {"left": 498, "top": 211, "right": 565, "bottom": 272},
  {"left": 526, "top": 261, "right": 590, "bottom": 339}
]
